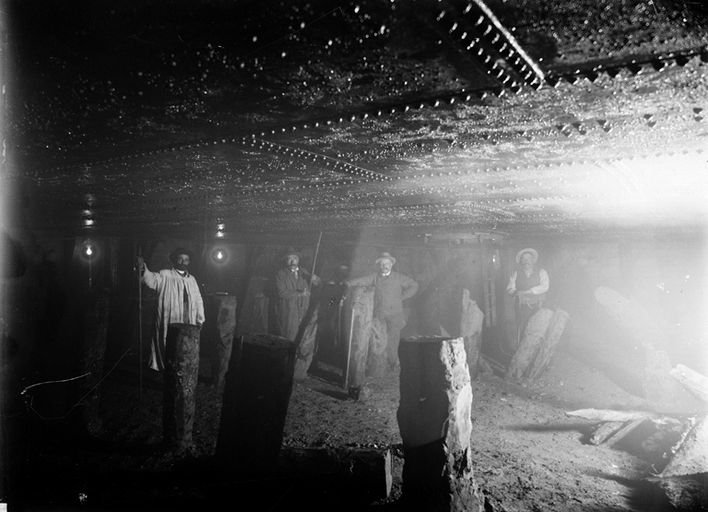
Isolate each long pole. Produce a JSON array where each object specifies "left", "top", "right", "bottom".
[
  {"left": 343, "top": 296, "right": 356, "bottom": 389},
  {"left": 137, "top": 244, "right": 143, "bottom": 400},
  {"left": 308, "top": 231, "right": 323, "bottom": 290}
]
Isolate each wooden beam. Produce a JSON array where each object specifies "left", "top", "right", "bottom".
[
  {"left": 670, "top": 364, "right": 708, "bottom": 404},
  {"left": 398, "top": 336, "right": 484, "bottom": 511},
  {"left": 215, "top": 334, "right": 297, "bottom": 474}
]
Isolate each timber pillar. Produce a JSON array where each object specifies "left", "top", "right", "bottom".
[
  {"left": 210, "top": 294, "right": 237, "bottom": 391},
  {"left": 293, "top": 304, "right": 319, "bottom": 381},
  {"left": 343, "top": 285, "right": 374, "bottom": 392},
  {"left": 216, "top": 333, "right": 297, "bottom": 475},
  {"left": 163, "top": 323, "right": 201, "bottom": 452},
  {"left": 78, "top": 292, "right": 110, "bottom": 435},
  {"left": 397, "top": 336, "right": 484, "bottom": 511}
]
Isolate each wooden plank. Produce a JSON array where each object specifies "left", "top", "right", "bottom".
[
  {"left": 670, "top": 364, "right": 708, "bottom": 404},
  {"left": 604, "top": 418, "right": 646, "bottom": 447},
  {"left": 566, "top": 409, "right": 654, "bottom": 422},
  {"left": 589, "top": 421, "right": 626, "bottom": 445},
  {"left": 661, "top": 416, "right": 708, "bottom": 478},
  {"left": 480, "top": 353, "right": 506, "bottom": 374}
]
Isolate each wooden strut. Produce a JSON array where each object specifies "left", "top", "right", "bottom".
[{"left": 137, "top": 244, "right": 143, "bottom": 400}]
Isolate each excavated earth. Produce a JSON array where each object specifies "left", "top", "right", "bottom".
[{"left": 11, "top": 338, "right": 707, "bottom": 511}]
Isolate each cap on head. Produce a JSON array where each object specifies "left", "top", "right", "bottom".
[
  {"left": 375, "top": 252, "right": 396, "bottom": 266},
  {"left": 282, "top": 248, "right": 300, "bottom": 263},
  {"left": 515, "top": 248, "right": 538, "bottom": 265}
]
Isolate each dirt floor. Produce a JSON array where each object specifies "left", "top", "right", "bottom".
[{"left": 6, "top": 339, "right": 707, "bottom": 511}]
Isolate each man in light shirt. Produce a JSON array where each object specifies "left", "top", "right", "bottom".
[
  {"left": 138, "top": 247, "right": 205, "bottom": 371},
  {"left": 506, "top": 248, "right": 549, "bottom": 351}
]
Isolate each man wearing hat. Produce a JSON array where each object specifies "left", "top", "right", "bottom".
[
  {"left": 274, "top": 249, "right": 321, "bottom": 341},
  {"left": 506, "top": 248, "right": 549, "bottom": 351},
  {"left": 137, "top": 247, "right": 205, "bottom": 371},
  {"left": 346, "top": 252, "right": 419, "bottom": 374}
]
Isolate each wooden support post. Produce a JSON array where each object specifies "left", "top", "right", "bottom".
[
  {"left": 505, "top": 308, "right": 553, "bottom": 383},
  {"left": 343, "top": 286, "right": 374, "bottom": 393},
  {"left": 397, "top": 336, "right": 484, "bottom": 512},
  {"left": 236, "top": 276, "right": 270, "bottom": 336},
  {"left": 293, "top": 305, "right": 319, "bottom": 381},
  {"left": 79, "top": 292, "right": 110, "bottom": 435},
  {"left": 211, "top": 294, "right": 237, "bottom": 391},
  {"left": 215, "top": 333, "right": 296, "bottom": 475},
  {"left": 163, "top": 323, "right": 201, "bottom": 452},
  {"left": 460, "top": 290, "right": 484, "bottom": 381},
  {"left": 525, "top": 309, "right": 569, "bottom": 383}
]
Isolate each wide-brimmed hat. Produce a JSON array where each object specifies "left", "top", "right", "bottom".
[
  {"left": 515, "top": 248, "right": 538, "bottom": 264},
  {"left": 375, "top": 252, "right": 396, "bottom": 266},
  {"left": 169, "top": 247, "right": 193, "bottom": 265}
]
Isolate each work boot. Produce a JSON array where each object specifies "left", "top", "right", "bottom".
[{"left": 348, "top": 386, "right": 361, "bottom": 400}]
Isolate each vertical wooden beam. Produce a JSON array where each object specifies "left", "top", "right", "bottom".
[
  {"left": 397, "top": 336, "right": 484, "bottom": 511},
  {"left": 460, "top": 290, "right": 484, "bottom": 381},
  {"left": 293, "top": 304, "right": 319, "bottom": 381},
  {"left": 79, "top": 292, "right": 110, "bottom": 435},
  {"left": 210, "top": 294, "right": 237, "bottom": 391},
  {"left": 343, "top": 286, "right": 374, "bottom": 393},
  {"left": 216, "top": 333, "right": 296, "bottom": 475},
  {"left": 505, "top": 308, "right": 553, "bottom": 384},
  {"left": 163, "top": 323, "right": 201, "bottom": 452}
]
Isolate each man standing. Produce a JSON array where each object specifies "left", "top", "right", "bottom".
[
  {"left": 274, "top": 250, "right": 320, "bottom": 341},
  {"left": 506, "top": 247, "right": 549, "bottom": 351},
  {"left": 346, "top": 252, "right": 419, "bottom": 372},
  {"left": 138, "top": 247, "right": 205, "bottom": 371}
]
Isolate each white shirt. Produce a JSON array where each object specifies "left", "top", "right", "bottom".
[{"left": 506, "top": 268, "right": 550, "bottom": 296}]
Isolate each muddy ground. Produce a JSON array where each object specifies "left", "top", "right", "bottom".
[{"left": 7, "top": 339, "right": 707, "bottom": 511}]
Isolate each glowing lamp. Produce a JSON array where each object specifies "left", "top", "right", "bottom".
[
  {"left": 211, "top": 246, "right": 229, "bottom": 264},
  {"left": 81, "top": 240, "right": 96, "bottom": 260}
]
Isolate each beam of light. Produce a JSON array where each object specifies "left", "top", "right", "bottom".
[{"left": 568, "top": 152, "right": 708, "bottom": 228}]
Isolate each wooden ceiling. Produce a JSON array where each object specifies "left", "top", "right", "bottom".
[{"left": 3, "top": 0, "right": 708, "bottom": 241}]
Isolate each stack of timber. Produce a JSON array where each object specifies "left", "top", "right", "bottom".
[{"left": 567, "top": 404, "right": 708, "bottom": 510}]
